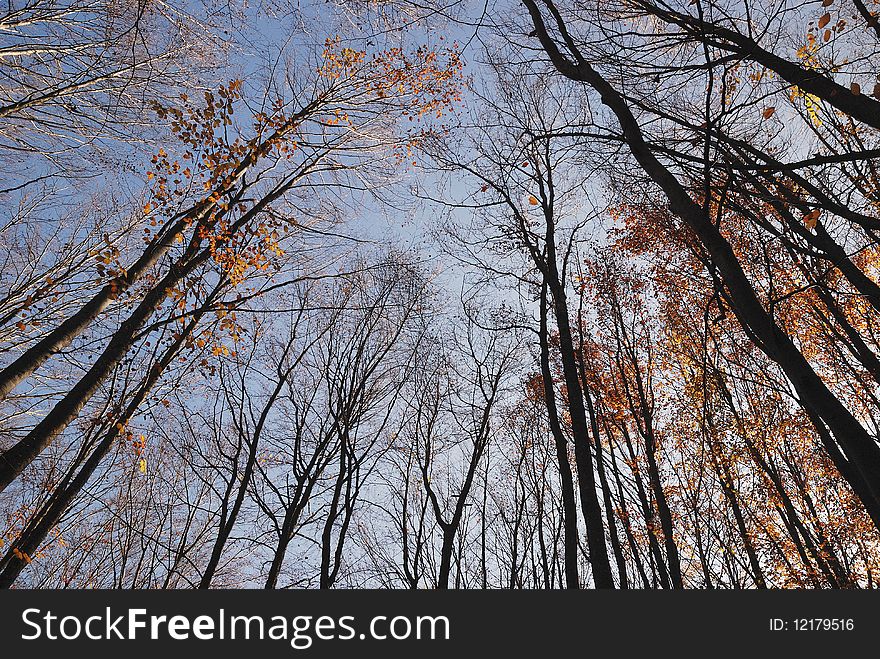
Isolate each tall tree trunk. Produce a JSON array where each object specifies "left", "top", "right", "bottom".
[
  {"left": 547, "top": 275, "right": 614, "bottom": 587},
  {"left": 538, "top": 283, "right": 581, "bottom": 588}
]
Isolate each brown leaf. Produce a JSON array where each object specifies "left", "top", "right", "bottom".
[
  {"left": 762, "top": 107, "right": 776, "bottom": 119},
  {"left": 818, "top": 12, "right": 831, "bottom": 28},
  {"left": 873, "top": 83, "right": 880, "bottom": 99},
  {"left": 528, "top": 195, "right": 539, "bottom": 206},
  {"left": 851, "top": 82, "right": 861, "bottom": 95},
  {"left": 803, "top": 209, "right": 820, "bottom": 230}
]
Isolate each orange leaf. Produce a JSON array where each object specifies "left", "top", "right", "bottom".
[
  {"left": 528, "top": 195, "right": 539, "bottom": 206},
  {"left": 762, "top": 107, "right": 776, "bottom": 119},
  {"left": 818, "top": 12, "right": 830, "bottom": 29}
]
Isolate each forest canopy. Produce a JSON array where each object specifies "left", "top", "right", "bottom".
[{"left": 1, "top": 0, "right": 880, "bottom": 589}]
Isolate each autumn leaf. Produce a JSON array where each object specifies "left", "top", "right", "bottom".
[
  {"left": 762, "top": 107, "right": 776, "bottom": 119},
  {"left": 139, "top": 458, "right": 147, "bottom": 474},
  {"left": 12, "top": 548, "right": 32, "bottom": 564},
  {"left": 803, "top": 209, "right": 820, "bottom": 230},
  {"left": 818, "top": 12, "right": 831, "bottom": 29},
  {"left": 528, "top": 195, "right": 539, "bottom": 206},
  {"left": 851, "top": 82, "right": 861, "bottom": 96}
]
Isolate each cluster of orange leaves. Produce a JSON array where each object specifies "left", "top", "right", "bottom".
[
  {"left": 318, "top": 37, "right": 463, "bottom": 121},
  {"left": 318, "top": 37, "right": 464, "bottom": 165},
  {"left": 115, "top": 422, "right": 148, "bottom": 474},
  {"left": 1, "top": 506, "right": 58, "bottom": 565}
]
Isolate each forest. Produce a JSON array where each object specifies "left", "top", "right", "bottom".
[{"left": 1, "top": 0, "right": 880, "bottom": 589}]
